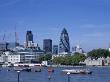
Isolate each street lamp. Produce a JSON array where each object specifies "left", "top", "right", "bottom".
[
  {"left": 17, "top": 71, "right": 20, "bottom": 82},
  {"left": 67, "top": 72, "right": 70, "bottom": 82},
  {"left": 48, "top": 75, "right": 51, "bottom": 82}
]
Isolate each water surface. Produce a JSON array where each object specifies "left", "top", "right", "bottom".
[{"left": 0, "top": 67, "right": 110, "bottom": 82}]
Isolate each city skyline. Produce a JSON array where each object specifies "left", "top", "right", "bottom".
[{"left": 0, "top": 0, "right": 110, "bottom": 51}]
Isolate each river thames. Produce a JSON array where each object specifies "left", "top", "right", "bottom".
[{"left": 0, "top": 67, "right": 110, "bottom": 82}]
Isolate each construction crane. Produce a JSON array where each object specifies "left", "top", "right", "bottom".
[
  {"left": 1, "top": 33, "right": 8, "bottom": 51},
  {"left": 2, "top": 34, "right": 5, "bottom": 41},
  {"left": 15, "top": 25, "right": 19, "bottom": 47}
]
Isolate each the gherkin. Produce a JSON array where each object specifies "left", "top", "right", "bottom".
[{"left": 59, "top": 28, "right": 70, "bottom": 54}]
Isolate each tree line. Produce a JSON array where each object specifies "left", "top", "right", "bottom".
[
  {"left": 52, "top": 53, "right": 86, "bottom": 65},
  {"left": 38, "top": 48, "right": 110, "bottom": 65}
]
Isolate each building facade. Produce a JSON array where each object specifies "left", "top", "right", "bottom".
[
  {"left": 72, "top": 44, "right": 85, "bottom": 54},
  {"left": 59, "top": 28, "right": 70, "bottom": 54},
  {"left": 108, "top": 43, "right": 110, "bottom": 51},
  {"left": 83, "top": 57, "right": 110, "bottom": 66},
  {"left": 0, "top": 51, "right": 25, "bottom": 64},
  {"left": 26, "top": 31, "right": 33, "bottom": 42},
  {"left": 0, "top": 47, "right": 44, "bottom": 64},
  {"left": 53, "top": 45, "right": 58, "bottom": 55},
  {"left": 26, "top": 31, "right": 33, "bottom": 47},
  {"left": 0, "top": 42, "right": 8, "bottom": 50},
  {"left": 43, "top": 39, "right": 52, "bottom": 54},
  {"left": 8, "top": 53, "right": 25, "bottom": 64}
]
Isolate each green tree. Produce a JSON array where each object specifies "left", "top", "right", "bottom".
[
  {"left": 52, "top": 53, "right": 86, "bottom": 65},
  {"left": 63, "top": 56, "right": 72, "bottom": 65},
  {"left": 88, "top": 48, "right": 110, "bottom": 58},
  {"left": 52, "top": 56, "right": 65, "bottom": 65},
  {"left": 39, "top": 54, "right": 52, "bottom": 62},
  {"left": 71, "top": 53, "right": 86, "bottom": 65}
]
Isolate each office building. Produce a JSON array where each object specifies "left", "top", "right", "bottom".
[
  {"left": 53, "top": 45, "right": 58, "bottom": 55},
  {"left": 26, "top": 31, "right": 33, "bottom": 42},
  {"left": 26, "top": 31, "right": 33, "bottom": 47},
  {"left": 59, "top": 28, "right": 70, "bottom": 54},
  {"left": 109, "top": 43, "right": 110, "bottom": 52},
  {"left": 0, "top": 42, "right": 9, "bottom": 50},
  {"left": 43, "top": 39, "right": 52, "bottom": 54},
  {"left": 72, "top": 45, "right": 84, "bottom": 54}
]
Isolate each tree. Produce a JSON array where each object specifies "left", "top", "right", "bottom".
[
  {"left": 52, "top": 53, "right": 86, "bottom": 65},
  {"left": 52, "top": 56, "right": 65, "bottom": 65},
  {"left": 88, "top": 48, "right": 110, "bottom": 58},
  {"left": 71, "top": 53, "right": 86, "bottom": 65},
  {"left": 39, "top": 54, "right": 52, "bottom": 62}
]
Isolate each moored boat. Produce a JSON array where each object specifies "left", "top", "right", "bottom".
[
  {"left": 23, "top": 68, "right": 31, "bottom": 72},
  {"left": 62, "top": 69, "right": 92, "bottom": 74},
  {"left": 14, "top": 68, "right": 24, "bottom": 71},
  {"left": 35, "top": 69, "right": 41, "bottom": 72}
]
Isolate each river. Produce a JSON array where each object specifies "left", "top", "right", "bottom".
[{"left": 0, "top": 67, "right": 110, "bottom": 82}]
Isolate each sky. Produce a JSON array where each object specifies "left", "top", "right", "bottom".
[{"left": 0, "top": 0, "right": 110, "bottom": 52}]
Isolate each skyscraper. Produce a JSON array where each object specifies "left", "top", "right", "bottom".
[
  {"left": 43, "top": 39, "right": 52, "bottom": 54},
  {"left": 59, "top": 28, "right": 70, "bottom": 54},
  {"left": 26, "top": 31, "right": 33, "bottom": 47},
  {"left": 53, "top": 45, "right": 58, "bottom": 55},
  {"left": 108, "top": 43, "right": 110, "bottom": 52},
  {"left": 26, "top": 31, "right": 33, "bottom": 42},
  {"left": 72, "top": 45, "right": 84, "bottom": 54}
]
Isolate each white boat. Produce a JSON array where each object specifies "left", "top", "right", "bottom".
[
  {"left": 62, "top": 69, "right": 92, "bottom": 74},
  {"left": 14, "top": 67, "right": 24, "bottom": 71}
]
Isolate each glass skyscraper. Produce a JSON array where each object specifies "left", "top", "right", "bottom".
[
  {"left": 26, "top": 31, "right": 33, "bottom": 47},
  {"left": 26, "top": 31, "right": 33, "bottom": 43},
  {"left": 59, "top": 28, "right": 70, "bottom": 54},
  {"left": 53, "top": 45, "right": 58, "bottom": 54},
  {"left": 43, "top": 39, "right": 52, "bottom": 54}
]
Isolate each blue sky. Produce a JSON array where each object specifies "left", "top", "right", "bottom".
[{"left": 0, "top": 0, "right": 110, "bottom": 51}]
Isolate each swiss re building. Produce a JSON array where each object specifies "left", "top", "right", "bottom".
[{"left": 59, "top": 28, "right": 70, "bottom": 54}]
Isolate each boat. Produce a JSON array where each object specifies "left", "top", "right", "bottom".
[
  {"left": 62, "top": 69, "right": 92, "bottom": 74},
  {"left": 31, "top": 65, "right": 42, "bottom": 72},
  {"left": 35, "top": 69, "right": 41, "bottom": 72},
  {"left": 80, "top": 69, "right": 92, "bottom": 74},
  {"left": 23, "top": 68, "right": 31, "bottom": 72},
  {"left": 14, "top": 68, "right": 24, "bottom": 71}
]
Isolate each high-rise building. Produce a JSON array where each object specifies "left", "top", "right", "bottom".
[
  {"left": 26, "top": 31, "right": 33, "bottom": 47},
  {"left": 53, "top": 45, "right": 58, "bottom": 55},
  {"left": 43, "top": 39, "right": 52, "bottom": 54},
  {"left": 59, "top": 28, "right": 70, "bottom": 54},
  {"left": 26, "top": 31, "right": 33, "bottom": 43},
  {"left": 72, "top": 45, "right": 84, "bottom": 54},
  {"left": 0, "top": 42, "right": 7, "bottom": 50},
  {"left": 109, "top": 43, "right": 110, "bottom": 52}
]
